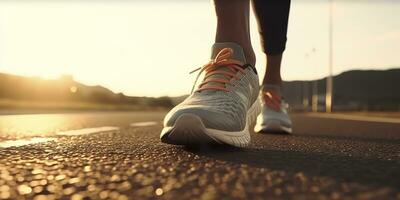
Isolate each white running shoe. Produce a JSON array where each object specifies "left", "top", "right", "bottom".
[
  {"left": 160, "top": 43, "right": 260, "bottom": 147},
  {"left": 254, "top": 85, "right": 292, "bottom": 134}
]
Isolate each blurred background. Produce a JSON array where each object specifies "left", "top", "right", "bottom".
[{"left": 0, "top": 0, "right": 399, "bottom": 113}]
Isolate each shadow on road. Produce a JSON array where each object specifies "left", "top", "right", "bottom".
[{"left": 184, "top": 140, "right": 400, "bottom": 189}]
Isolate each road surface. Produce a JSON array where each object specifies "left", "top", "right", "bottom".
[{"left": 0, "top": 111, "right": 399, "bottom": 200}]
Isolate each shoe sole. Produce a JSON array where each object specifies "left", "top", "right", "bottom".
[
  {"left": 254, "top": 120, "right": 292, "bottom": 134},
  {"left": 160, "top": 100, "right": 261, "bottom": 147}
]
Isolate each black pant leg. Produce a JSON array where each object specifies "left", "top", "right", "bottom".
[{"left": 252, "top": 0, "right": 291, "bottom": 55}]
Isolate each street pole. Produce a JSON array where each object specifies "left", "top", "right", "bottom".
[
  {"left": 326, "top": 0, "right": 334, "bottom": 113},
  {"left": 303, "top": 54, "right": 309, "bottom": 110},
  {"left": 312, "top": 80, "right": 318, "bottom": 112},
  {"left": 304, "top": 48, "right": 316, "bottom": 111},
  {"left": 303, "top": 81, "right": 309, "bottom": 110}
]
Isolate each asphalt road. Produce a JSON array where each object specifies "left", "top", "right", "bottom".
[{"left": 0, "top": 111, "right": 399, "bottom": 200}]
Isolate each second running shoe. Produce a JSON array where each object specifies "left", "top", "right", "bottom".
[{"left": 254, "top": 85, "right": 292, "bottom": 134}]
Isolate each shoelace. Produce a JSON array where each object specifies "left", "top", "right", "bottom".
[
  {"left": 190, "top": 48, "right": 245, "bottom": 93},
  {"left": 262, "top": 90, "right": 282, "bottom": 111}
]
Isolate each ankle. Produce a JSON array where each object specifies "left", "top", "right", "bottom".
[
  {"left": 262, "top": 78, "right": 282, "bottom": 86},
  {"left": 262, "top": 54, "right": 282, "bottom": 86},
  {"left": 244, "top": 48, "right": 256, "bottom": 67}
]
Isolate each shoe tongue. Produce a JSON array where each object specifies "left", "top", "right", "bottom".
[
  {"left": 198, "top": 43, "right": 246, "bottom": 92},
  {"left": 211, "top": 42, "right": 247, "bottom": 63}
]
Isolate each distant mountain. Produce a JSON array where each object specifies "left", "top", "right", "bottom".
[
  {"left": 0, "top": 73, "right": 174, "bottom": 109},
  {"left": 1, "top": 68, "right": 398, "bottom": 111},
  {"left": 282, "top": 68, "right": 400, "bottom": 111}
]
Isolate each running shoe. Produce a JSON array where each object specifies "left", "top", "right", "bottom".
[
  {"left": 254, "top": 85, "right": 292, "bottom": 133},
  {"left": 160, "top": 42, "right": 260, "bottom": 147}
]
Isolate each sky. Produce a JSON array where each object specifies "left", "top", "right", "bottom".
[{"left": 0, "top": 1, "right": 399, "bottom": 97}]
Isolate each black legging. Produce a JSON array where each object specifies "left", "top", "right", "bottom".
[{"left": 252, "top": 0, "right": 291, "bottom": 55}]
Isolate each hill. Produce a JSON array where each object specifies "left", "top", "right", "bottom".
[
  {"left": 0, "top": 73, "right": 174, "bottom": 111},
  {"left": 1, "top": 68, "right": 399, "bottom": 112},
  {"left": 282, "top": 68, "right": 400, "bottom": 111}
]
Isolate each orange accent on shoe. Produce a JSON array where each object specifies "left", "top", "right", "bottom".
[
  {"left": 193, "top": 48, "right": 245, "bottom": 92},
  {"left": 262, "top": 89, "right": 282, "bottom": 111}
]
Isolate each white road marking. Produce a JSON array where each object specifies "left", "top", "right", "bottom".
[
  {"left": 0, "top": 137, "right": 56, "bottom": 148},
  {"left": 130, "top": 121, "right": 159, "bottom": 127},
  {"left": 305, "top": 113, "right": 400, "bottom": 124},
  {"left": 57, "top": 126, "right": 120, "bottom": 136}
]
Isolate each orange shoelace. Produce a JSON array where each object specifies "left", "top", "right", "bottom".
[
  {"left": 262, "top": 89, "right": 282, "bottom": 111},
  {"left": 190, "top": 48, "right": 245, "bottom": 93}
]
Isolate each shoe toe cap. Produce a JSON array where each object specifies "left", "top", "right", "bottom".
[
  {"left": 163, "top": 105, "right": 245, "bottom": 132},
  {"left": 257, "top": 109, "right": 292, "bottom": 127}
]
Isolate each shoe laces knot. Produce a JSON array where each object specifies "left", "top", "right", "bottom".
[
  {"left": 262, "top": 90, "right": 283, "bottom": 111},
  {"left": 190, "top": 48, "right": 245, "bottom": 93}
]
